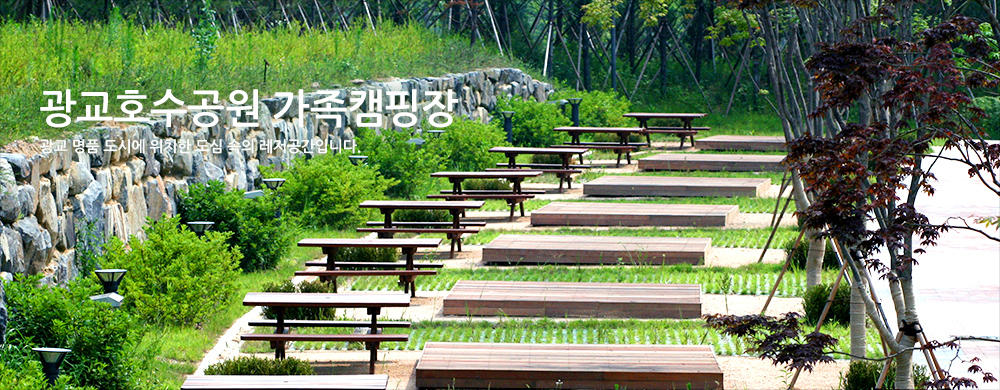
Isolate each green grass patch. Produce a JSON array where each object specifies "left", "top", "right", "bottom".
[
  {"left": 465, "top": 226, "right": 799, "bottom": 248},
  {"left": 577, "top": 169, "right": 786, "bottom": 184},
  {"left": 481, "top": 196, "right": 787, "bottom": 214},
  {"left": 347, "top": 263, "right": 834, "bottom": 297}
]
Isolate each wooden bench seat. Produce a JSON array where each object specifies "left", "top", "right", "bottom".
[
  {"left": 247, "top": 320, "right": 411, "bottom": 328},
  {"left": 355, "top": 227, "right": 478, "bottom": 258},
  {"left": 181, "top": 375, "right": 389, "bottom": 390},
  {"left": 304, "top": 261, "right": 444, "bottom": 269},
  {"left": 427, "top": 193, "right": 533, "bottom": 220},
  {"left": 486, "top": 167, "right": 583, "bottom": 191},
  {"left": 242, "top": 333, "right": 408, "bottom": 376},
  {"left": 416, "top": 343, "right": 724, "bottom": 389},
  {"left": 493, "top": 163, "right": 590, "bottom": 169},
  {"left": 364, "top": 221, "right": 486, "bottom": 227},
  {"left": 555, "top": 143, "right": 641, "bottom": 166},
  {"left": 440, "top": 189, "right": 546, "bottom": 195},
  {"left": 644, "top": 126, "right": 709, "bottom": 148},
  {"left": 295, "top": 269, "right": 438, "bottom": 296}
]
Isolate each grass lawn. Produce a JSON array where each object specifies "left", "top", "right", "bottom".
[
  {"left": 464, "top": 226, "right": 800, "bottom": 248},
  {"left": 481, "top": 195, "right": 789, "bottom": 214}
]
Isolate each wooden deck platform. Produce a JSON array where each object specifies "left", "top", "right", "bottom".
[
  {"left": 638, "top": 153, "right": 785, "bottom": 172},
  {"left": 530, "top": 202, "right": 738, "bottom": 227},
  {"left": 415, "top": 342, "right": 724, "bottom": 390},
  {"left": 482, "top": 234, "right": 710, "bottom": 265},
  {"left": 442, "top": 281, "right": 702, "bottom": 318},
  {"left": 583, "top": 175, "right": 771, "bottom": 197},
  {"left": 697, "top": 135, "right": 786, "bottom": 151}
]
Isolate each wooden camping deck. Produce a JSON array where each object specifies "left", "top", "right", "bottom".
[
  {"left": 482, "top": 234, "right": 710, "bottom": 265},
  {"left": 697, "top": 135, "right": 786, "bottom": 151},
  {"left": 530, "top": 202, "right": 738, "bottom": 227},
  {"left": 442, "top": 281, "right": 702, "bottom": 318},
  {"left": 638, "top": 153, "right": 785, "bottom": 172},
  {"left": 415, "top": 342, "right": 724, "bottom": 390},
  {"left": 583, "top": 175, "right": 771, "bottom": 197}
]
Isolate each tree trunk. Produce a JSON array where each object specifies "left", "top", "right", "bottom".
[
  {"left": 850, "top": 279, "right": 867, "bottom": 360},
  {"left": 805, "top": 235, "right": 825, "bottom": 287}
]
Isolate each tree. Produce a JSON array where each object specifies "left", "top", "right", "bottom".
[{"left": 708, "top": 1, "right": 1000, "bottom": 389}]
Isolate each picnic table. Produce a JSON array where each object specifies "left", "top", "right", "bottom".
[
  {"left": 295, "top": 238, "right": 443, "bottom": 296},
  {"left": 623, "top": 112, "right": 708, "bottom": 148},
  {"left": 488, "top": 146, "right": 589, "bottom": 191},
  {"left": 356, "top": 200, "right": 484, "bottom": 258},
  {"left": 428, "top": 171, "right": 543, "bottom": 220},
  {"left": 553, "top": 126, "right": 646, "bottom": 167},
  {"left": 242, "top": 292, "right": 411, "bottom": 374}
]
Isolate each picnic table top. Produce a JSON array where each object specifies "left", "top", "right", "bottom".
[
  {"left": 243, "top": 292, "right": 411, "bottom": 308},
  {"left": 431, "top": 171, "right": 544, "bottom": 179},
  {"left": 358, "top": 200, "right": 485, "bottom": 209},
  {"left": 553, "top": 126, "right": 645, "bottom": 133},
  {"left": 181, "top": 375, "right": 389, "bottom": 390},
  {"left": 489, "top": 146, "right": 589, "bottom": 154},
  {"left": 297, "top": 238, "right": 442, "bottom": 248},
  {"left": 623, "top": 112, "right": 707, "bottom": 119}
]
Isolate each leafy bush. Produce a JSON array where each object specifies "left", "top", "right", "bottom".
[
  {"left": 530, "top": 154, "right": 566, "bottom": 164},
  {"left": 802, "top": 283, "right": 850, "bottom": 326},
  {"left": 204, "top": 356, "right": 313, "bottom": 375},
  {"left": 786, "top": 238, "right": 841, "bottom": 270},
  {"left": 463, "top": 179, "right": 511, "bottom": 191},
  {"left": 973, "top": 96, "right": 1000, "bottom": 140},
  {"left": 841, "top": 360, "right": 929, "bottom": 390},
  {"left": 178, "top": 181, "right": 292, "bottom": 272},
  {"left": 426, "top": 119, "right": 508, "bottom": 171},
  {"left": 261, "top": 280, "right": 337, "bottom": 320},
  {"left": 494, "top": 97, "right": 571, "bottom": 147},
  {"left": 357, "top": 129, "right": 444, "bottom": 199},
  {"left": 592, "top": 132, "right": 643, "bottom": 143},
  {"left": 394, "top": 208, "right": 452, "bottom": 223},
  {"left": 338, "top": 247, "right": 399, "bottom": 263},
  {"left": 2, "top": 276, "right": 158, "bottom": 390},
  {"left": 550, "top": 89, "right": 636, "bottom": 128},
  {"left": 271, "top": 153, "right": 396, "bottom": 229},
  {"left": 103, "top": 216, "right": 241, "bottom": 326}
]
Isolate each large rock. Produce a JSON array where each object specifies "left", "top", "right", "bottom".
[
  {"left": 0, "top": 159, "right": 15, "bottom": 195},
  {"left": 0, "top": 280, "right": 7, "bottom": 343},
  {"left": 0, "top": 225, "right": 25, "bottom": 274},
  {"left": 0, "top": 185, "right": 36, "bottom": 224},
  {"left": 15, "top": 216, "right": 53, "bottom": 275},
  {"left": 145, "top": 178, "right": 173, "bottom": 221},
  {"left": 72, "top": 180, "right": 106, "bottom": 237},
  {"left": 68, "top": 161, "right": 94, "bottom": 195},
  {"left": 53, "top": 173, "right": 70, "bottom": 210},
  {"left": 51, "top": 250, "right": 76, "bottom": 285},
  {"left": 125, "top": 185, "right": 147, "bottom": 238},
  {"left": 105, "top": 204, "right": 127, "bottom": 240},
  {"left": 94, "top": 169, "right": 112, "bottom": 202},
  {"left": 60, "top": 208, "right": 75, "bottom": 250},
  {"left": 0, "top": 153, "right": 30, "bottom": 181},
  {"left": 36, "top": 179, "right": 58, "bottom": 238},
  {"left": 127, "top": 159, "right": 146, "bottom": 185}
]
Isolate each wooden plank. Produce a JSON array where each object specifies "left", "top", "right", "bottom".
[
  {"left": 358, "top": 200, "right": 484, "bottom": 209},
  {"left": 431, "top": 171, "right": 543, "bottom": 179},
  {"left": 415, "top": 343, "right": 723, "bottom": 390},
  {"left": 241, "top": 334, "right": 409, "bottom": 343},
  {"left": 583, "top": 175, "right": 771, "bottom": 197},
  {"left": 624, "top": 112, "right": 707, "bottom": 120},
  {"left": 697, "top": 135, "right": 786, "bottom": 152},
  {"left": 530, "top": 202, "right": 738, "bottom": 227},
  {"left": 442, "top": 281, "right": 702, "bottom": 318},
  {"left": 181, "top": 375, "right": 388, "bottom": 390},
  {"left": 639, "top": 153, "right": 785, "bottom": 172},
  {"left": 242, "top": 293, "right": 410, "bottom": 308},
  {"left": 482, "top": 234, "right": 710, "bottom": 265},
  {"left": 489, "top": 146, "right": 589, "bottom": 154},
  {"left": 297, "top": 238, "right": 442, "bottom": 249},
  {"left": 553, "top": 126, "right": 644, "bottom": 133}
]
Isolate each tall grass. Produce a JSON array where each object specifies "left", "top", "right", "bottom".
[{"left": 0, "top": 19, "right": 515, "bottom": 145}]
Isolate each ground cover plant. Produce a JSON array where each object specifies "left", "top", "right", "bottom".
[{"left": 203, "top": 356, "right": 313, "bottom": 375}]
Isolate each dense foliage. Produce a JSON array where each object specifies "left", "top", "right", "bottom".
[
  {"left": 178, "top": 181, "right": 292, "bottom": 272},
  {"left": 801, "top": 283, "right": 850, "bottom": 326},
  {"left": 336, "top": 247, "right": 399, "bottom": 263},
  {"left": 426, "top": 119, "right": 509, "bottom": 171},
  {"left": 494, "top": 97, "right": 571, "bottom": 147},
  {"left": 203, "top": 356, "right": 313, "bottom": 375},
  {"left": 261, "top": 280, "right": 338, "bottom": 320},
  {"left": 841, "top": 360, "right": 929, "bottom": 390},
  {"left": 550, "top": 89, "right": 637, "bottom": 128},
  {"left": 269, "top": 153, "right": 395, "bottom": 229},
  {"left": 357, "top": 129, "right": 443, "bottom": 199},
  {"left": 103, "top": 216, "right": 241, "bottom": 326}
]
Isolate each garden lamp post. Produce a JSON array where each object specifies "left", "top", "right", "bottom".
[
  {"left": 94, "top": 269, "right": 127, "bottom": 294},
  {"left": 501, "top": 111, "right": 515, "bottom": 144},
  {"left": 406, "top": 138, "right": 425, "bottom": 149},
  {"left": 548, "top": 99, "right": 569, "bottom": 116},
  {"left": 32, "top": 348, "right": 71, "bottom": 385},
  {"left": 349, "top": 155, "right": 369, "bottom": 166},
  {"left": 186, "top": 221, "right": 215, "bottom": 235},
  {"left": 427, "top": 130, "right": 445, "bottom": 138},
  {"left": 567, "top": 98, "right": 583, "bottom": 126},
  {"left": 262, "top": 178, "right": 286, "bottom": 191}
]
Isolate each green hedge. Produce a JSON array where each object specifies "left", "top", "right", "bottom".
[
  {"left": 204, "top": 356, "right": 313, "bottom": 375},
  {"left": 261, "top": 280, "right": 338, "bottom": 320},
  {"left": 493, "top": 97, "right": 571, "bottom": 147},
  {"left": 357, "top": 129, "right": 443, "bottom": 199},
  {"left": 426, "top": 119, "right": 508, "bottom": 171},
  {"left": 802, "top": 283, "right": 851, "bottom": 326}
]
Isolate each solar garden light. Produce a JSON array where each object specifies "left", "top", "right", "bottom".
[
  {"left": 90, "top": 269, "right": 126, "bottom": 308},
  {"left": 32, "top": 348, "right": 71, "bottom": 385},
  {"left": 501, "top": 111, "right": 515, "bottom": 144},
  {"left": 406, "top": 138, "right": 425, "bottom": 149},
  {"left": 262, "top": 178, "right": 286, "bottom": 191},
  {"left": 349, "top": 155, "right": 369, "bottom": 166},
  {"left": 548, "top": 99, "right": 569, "bottom": 116},
  {"left": 243, "top": 190, "right": 265, "bottom": 199},
  {"left": 427, "top": 130, "right": 446, "bottom": 138},
  {"left": 186, "top": 221, "right": 215, "bottom": 235},
  {"left": 567, "top": 98, "right": 583, "bottom": 126}
]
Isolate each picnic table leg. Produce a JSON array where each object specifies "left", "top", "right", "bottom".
[
  {"left": 451, "top": 178, "right": 462, "bottom": 194},
  {"left": 274, "top": 307, "right": 287, "bottom": 359},
  {"left": 520, "top": 201, "right": 525, "bottom": 216},
  {"left": 507, "top": 153, "right": 517, "bottom": 168},
  {"left": 321, "top": 248, "right": 339, "bottom": 283},
  {"left": 367, "top": 308, "right": 381, "bottom": 374},
  {"left": 642, "top": 119, "right": 652, "bottom": 145}
]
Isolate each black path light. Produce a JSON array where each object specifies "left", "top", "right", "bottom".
[
  {"left": 406, "top": 138, "right": 425, "bottom": 149},
  {"left": 548, "top": 98, "right": 569, "bottom": 116},
  {"left": 349, "top": 155, "right": 369, "bottom": 166},
  {"left": 501, "top": 111, "right": 515, "bottom": 144},
  {"left": 32, "top": 347, "right": 71, "bottom": 385},
  {"left": 94, "top": 269, "right": 127, "bottom": 294},
  {"left": 427, "top": 130, "right": 446, "bottom": 138},
  {"left": 262, "top": 178, "right": 286, "bottom": 191},
  {"left": 186, "top": 221, "right": 215, "bottom": 235},
  {"left": 567, "top": 98, "right": 583, "bottom": 126}
]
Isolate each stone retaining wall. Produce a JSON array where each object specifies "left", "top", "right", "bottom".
[{"left": 0, "top": 68, "right": 552, "bottom": 286}]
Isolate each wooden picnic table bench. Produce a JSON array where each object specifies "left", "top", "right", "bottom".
[
  {"left": 624, "top": 112, "right": 708, "bottom": 148},
  {"left": 553, "top": 126, "right": 647, "bottom": 166},
  {"left": 488, "top": 147, "right": 589, "bottom": 191},
  {"left": 181, "top": 374, "right": 389, "bottom": 390},
  {"left": 296, "top": 238, "right": 442, "bottom": 297},
  {"left": 429, "top": 171, "right": 543, "bottom": 221},
  {"left": 358, "top": 201, "right": 483, "bottom": 258},
  {"left": 242, "top": 292, "right": 410, "bottom": 373}
]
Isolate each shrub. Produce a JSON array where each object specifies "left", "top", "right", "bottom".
[
  {"left": 592, "top": 132, "right": 643, "bottom": 143},
  {"left": 463, "top": 179, "right": 511, "bottom": 191},
  {"left": 204, "top": 356, "right": 313, "bottom": 375},
  {"left": 841, "top": 360, "right": 929, "bottom": 390},
  {"left": 802, "top": 283, "right": 851, "bottom": 326},
  {"left": 530, "top": 154, "right": 566, "bottom": 164},
  {"left": 103, "top": 216, "right": 241, "bottom": 326},
  {"left": 271, "top": 153, "right": 396, "bottom": 229},
  {"left": 394, "top": 208, "right": 452, "bottom": 223},
  {"left": 494, "top": 97, "right": 571, "bottom": 147},
  {"left": 427, "top": 119, "right": 508, "bottom": 171},
  {"left": 785, "top": 238, "right": 841, "bottom": 270},
  {"left": 973, "top": 96, "right": 1000, "bottom": 140},
  {"left": 2, "top": 276, "right": 157, "bottom": 390},
  {"left": 550, "top": 89, "right": 636, "bottom": 128},
  {"left": 338, "top": 247, "right": 399, "bottom": 263},
  {"left": 357, "top": 129, "right": 444, "bottom": 199},
  {"left": 261, "top": 280, "right": 337, "bottom": 320},
  {"left": 178, "top": 181, "right": 292, "bottom": 272}
]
